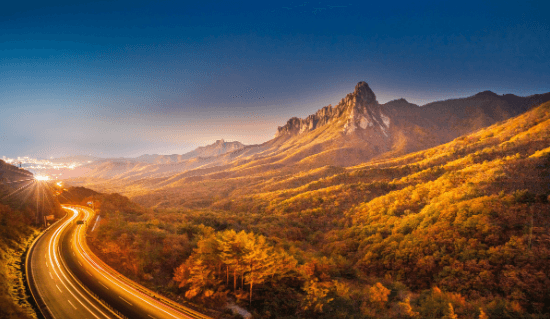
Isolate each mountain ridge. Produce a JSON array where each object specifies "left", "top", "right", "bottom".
[
  {"left": 134, "top": 139, "right": 245, "bottom": 164},
  {"left": 65, "top": 82, "right": 550, "bottom": 192}
]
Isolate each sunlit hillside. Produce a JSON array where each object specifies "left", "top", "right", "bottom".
[
  {"left": 0, "top": 161, "right": 64, "bottom": 319},
  {"left": 68, "top": 83, "right": 550, "bottom": 196},
  {"left": 84, "top": 100, "right": 550, "bottom": 318}
]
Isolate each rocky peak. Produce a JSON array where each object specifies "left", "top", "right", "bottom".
[
  {"left": 275, "top": 81, "right": 391, "bottom": 139},
  {"left": 354, "top": 81, "right": 377, "bottom": 104}
]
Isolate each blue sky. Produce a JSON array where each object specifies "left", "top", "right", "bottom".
[{"left": 1, "top": 0, "right": 549, "bottom": 158}]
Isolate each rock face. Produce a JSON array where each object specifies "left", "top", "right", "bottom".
[
  {"left": 275, "top": 81, "right": 391, "bottom": 138},
  {"left": 342, "top": 82, "right": 390, "bottom": 137},
  {"left": 65, "top": 82, "right": 550, "bottom": 186},
  {"left": 274, "top": 106, "right": 344, "bottom": 137},
  {"left": 273, "top": 81, "right": 550, "bottom": 159}
]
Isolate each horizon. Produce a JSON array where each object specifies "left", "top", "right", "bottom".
[
  {"left": 3, "top": 85, "right": 548, "bottom": 166},
  {"left": 1, "top": 2, "right": 550, "bottom": 315},
  {"left": 2, "top": 85, "right": 549, "bottom": 161},
  {"left": 2, "top": 0, "right": 549, "bottom": 159}
]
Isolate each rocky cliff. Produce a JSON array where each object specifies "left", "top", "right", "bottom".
[
  {"left": 275, "top": 81, "right": 550, "bottom": 156},
  {"left": 65, "top": 81, "right": 550, "bottom": 190},
  {"left": 275, "top": 82, "right": 391, "bottom": 140}
]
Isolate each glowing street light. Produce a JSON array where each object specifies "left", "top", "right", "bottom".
[
  {"left": 35, "top": 175, "right": 50, "bottom": 181},
  {"left": 33, "top": 175, "right": 51, "bottom": 227}
]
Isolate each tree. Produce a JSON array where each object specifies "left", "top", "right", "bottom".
[
  {"left": 478, "top": 308, "right": 488, "bottom": 319},
  {"left": 369, "top": 282, "right": 390, "bottom": 308},
  {"left": 243, "top": 233, "right": 274, "bottom": 304},
  {"left": 447, "top": 303, "right": 458, "bottom": 319},
  {"left": 218, "top": 230, "right": 247, "bottom": 291},
  {"left": 301, "top": 279, "right": 333, "bottom": 313}
]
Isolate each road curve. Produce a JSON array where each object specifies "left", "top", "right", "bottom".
[{"left": 27, "top": 205, "right": 211, "bottom": 319}]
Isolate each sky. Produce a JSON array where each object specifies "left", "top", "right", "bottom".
[{"left": 1, "top": 0, "right": 549, "bottom": 158}]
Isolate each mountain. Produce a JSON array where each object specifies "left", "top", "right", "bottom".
[
  {"left": 92, "top": 99, "right": 550, "bottom": 318},
  {"left": 67, "top": 82, "right": 550, "bottom": 194},
  {"left": 274, "top": 82, "right": 550, "bottom": 159},
  {"left": 276, "top": 81, "right": 389, "bottom": 139},
  {"left": 0, "top": 159, "right": 34, "bottom": 183},
  {"left": 61, "top": 139, "right": 246, "bottom": 190},
  {"left": 0, "top": 160, "right": 62, "bottom": 219},
  {"left": 134, "top": 139, "right": 245, "bottom": 164},
  {"left": 190, "top": 82, "right": 550, "bottom": 171}
]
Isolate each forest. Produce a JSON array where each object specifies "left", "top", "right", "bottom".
[{"left": 80, "top": 101, "right": 550, "bottom": 318}]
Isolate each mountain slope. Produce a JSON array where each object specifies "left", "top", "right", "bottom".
[
  {"left": 61, "top": 139, "right": 246, "bottom": 186},
  {"left": 0, "top": 161, "right": 64, "bottom": 319},
  {"left": 69, "top": 82, "right": 550, "bottom": 195},
  {"left": 135, "top": 139, "right": 245, "bottom": 164},
  {"left": 146, "top": 83, "right": 550, "bottom": 185},
  {"left": 133, "top": 100, "right": 550, "bottom": 210},
  {"left": 95, "top": 100, "right": 550, "bottom": 318}
]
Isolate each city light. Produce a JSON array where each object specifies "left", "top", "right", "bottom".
[
  {"left": 1, "top": 156, "right": 84, "bottom": 171},
  {"left": 35, "top": 175, "right": 50, "bottom": 181}
]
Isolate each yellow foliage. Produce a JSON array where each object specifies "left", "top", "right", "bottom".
[
  {"left": 398, "top": 297, "right": 419, "bottom": 318},
  {"left": 447, "top": 303, "right": 458, "bottom": 319},
  {"left": 369, "top": 282, "right": 390, "bottom": 308},
  {"left": 529, "top": 146, "right": 550, "bottom": 158},
  {"left": 479, "top": 308, "right": 489, "bottom": 319}
]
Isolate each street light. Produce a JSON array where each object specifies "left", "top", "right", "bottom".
[{"left": 34, "top": 174, "right": 50, "bottom": 226}]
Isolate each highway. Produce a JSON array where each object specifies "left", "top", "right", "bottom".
[{"left": 27, "top": 205, "right": 210, "bottom": 319}]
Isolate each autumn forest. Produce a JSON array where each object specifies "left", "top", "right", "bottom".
[{"left": 56, "top": 100, "right": 550, "bottom": 318}]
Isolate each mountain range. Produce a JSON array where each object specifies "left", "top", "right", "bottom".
[
  {"left": 134, "top": 139, "right": 245, "bottom": 164},
  {"left": 83, "top": 92, "right": 550, "bottom": 318},
  {"left": 18, "top": 82, "right": 550, "bottom": 318},
  {"left": 64, "top": 81, "right": 550, "bottom": 197}
]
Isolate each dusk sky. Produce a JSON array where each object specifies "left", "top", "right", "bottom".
[{"left": 1, "top": 0, "right": 549, "bottom": 158}]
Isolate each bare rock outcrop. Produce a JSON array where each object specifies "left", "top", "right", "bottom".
[{"left": 275, "top": 81, "right": 391, "bottom": 139}]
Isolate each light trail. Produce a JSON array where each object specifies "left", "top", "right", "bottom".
[
  {"left": 72, "top": 206, "right": 201, "bottom": 319},
  {"left": 68, "top": 300, "right": 77, "bottom": 310},
  {"left": 46, "top": 208, "right": 111, "bottom": 319},
  {"left": 29, "top": 204, "right": 209, "bottom": 319}
]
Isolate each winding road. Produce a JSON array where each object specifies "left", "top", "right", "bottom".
[{"left": 27, "top": 205, "right": 210, "bottom": 319}]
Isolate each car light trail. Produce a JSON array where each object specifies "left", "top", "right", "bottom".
[
  {"left": 72, "top": 206, "right": 202, "bottom": 319},
  {"left": 30, "top": 204, "right": 210, "bottom": 319},
  {"left": 46, "top": 207, "right": 111, "bottom": 319}
]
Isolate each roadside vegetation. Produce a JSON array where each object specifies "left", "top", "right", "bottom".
[
  {"left": 83, "top": 101, "right": 550, "bottom": 318},
  {"left": 0, "top": 161, "right": 62, "bottom": 319}
]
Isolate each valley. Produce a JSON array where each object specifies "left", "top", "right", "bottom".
[
  {"left": 4, "top": 2, "right": 550, "bottom": 318},
  {"left": 54, "top": 84, "right": 550, "bottom": 318}
]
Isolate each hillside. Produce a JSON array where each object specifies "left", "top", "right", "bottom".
[
  {"left": 0, "top": 161, "right": 64, "bottom": 319},
  {"left": 87, "top": 100, "right": 550, "bottom": 318},
  {"left": 135, "top": 139, "right": 245, "bottom": 164},
  {"left": 69, "top": 82, "right": 550, "bottom": 197},
  {"left": 61, "top": 139, "right": 247, "bottom": 185}
]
